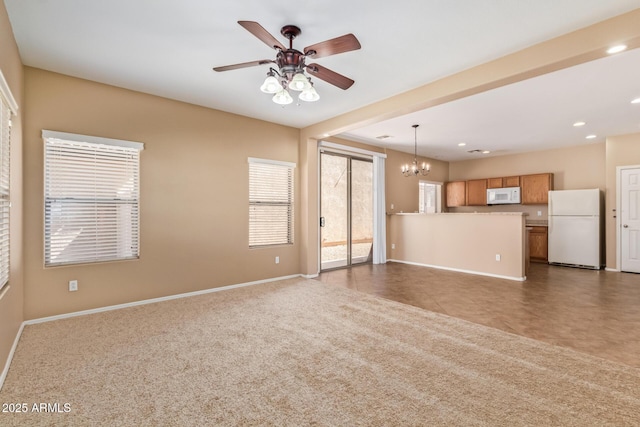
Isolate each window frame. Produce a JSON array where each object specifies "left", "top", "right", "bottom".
[
  {"left": 42, "top": 130, "right": 144, "bottom": 267},
  {"left": 419, "top": 180, "right": 443, "bottom": 214},
  {"left": 0, "top": 70, "right": 18, "bottom": 291},
  {"left": 248, "top": 157, "right": 295, "bottom": 248}
]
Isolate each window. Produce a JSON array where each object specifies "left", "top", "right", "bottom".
[
  {"left": 419, "top": 181, "right": 442, "bottom": 214},
  {"left": 43, "top": 131, "right": 144, "bottom": 266},
  {"left": 0, "top": 71, "right": 17, "bottom": 290},
  {"left": 248, "top": 157, "right": 295, "bottom": 247}
]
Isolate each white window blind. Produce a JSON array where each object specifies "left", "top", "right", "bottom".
[
  {"left": 43, "top": 131, "right": 143, "bottom": 266},
  {"left": 0, "top": 93, "right": 11, "bottom": 288},
  {"left": 248, "top": 158, "right": 295, "bottom": 247}
]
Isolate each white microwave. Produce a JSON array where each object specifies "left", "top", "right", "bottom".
[{"left": 487, "top": 187, "right": 521, "bottom": 205}]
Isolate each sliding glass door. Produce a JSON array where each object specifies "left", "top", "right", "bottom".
[{"left": 320, "top": 152, "right": 373, "bottom": 270}]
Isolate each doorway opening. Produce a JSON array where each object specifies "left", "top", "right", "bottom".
[{"left": 320, "top": 152, "right": 373, "bottom": 271}]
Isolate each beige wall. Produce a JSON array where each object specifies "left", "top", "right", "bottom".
[
  {"left": 23, "top": 68, "right": 300, "bottom": 319},
  {"left": 605, "top": 132, "right": 640, "bottom": 269},
  {"left": 388, "top": 213, "right": 526, "bottom": 280},
  {"left": 0, "top": 0, "right": 24, "bottom": 380}
]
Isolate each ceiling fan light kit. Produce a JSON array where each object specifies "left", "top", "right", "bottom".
[
  {"left": 299, "top": 84, "right": 320, "bottom": 102},
  {"left": 288, "top": 72, "right": 310, "bottom": 91},
  {"left": 272, "top": 89, "right": 294, "bottom": 105},
  {"left": 214, "top": 21, "right": 360, "bottom": 106},
  {"left": 259, "top": 72, "right": 283, "bottom": 94}
]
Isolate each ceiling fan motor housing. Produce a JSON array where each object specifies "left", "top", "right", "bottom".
[{"left": 276, "top": 50, "right": 306, "bottom": 80}]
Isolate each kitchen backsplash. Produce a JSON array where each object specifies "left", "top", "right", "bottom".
[{"left": 448, "top": 204, "right": 548, "bottom": 220}]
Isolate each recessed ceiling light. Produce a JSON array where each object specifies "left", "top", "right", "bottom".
[
  {"left": 458, "top": 142, "right": 466, "bottom": 147},
  {"left": 607, "top": 44, "right": 627, "bottom": 54},
  {"left": 573, "top": 121, "right": 586, "bottom": 127},
  {"left": 586, "top": 135, "right": 597, "bottom": 140},
  {"left": 482, "top": 150, "right": 491, "bottom": 154},
  {"left": 322, "top": 133, "right": 330, "bottom": 138},
  {"left": 632, "top": 98, "right": 640, "bottom": 104},
  {"left": 375, "top": 134, "right": 392, "bottom": 140}
]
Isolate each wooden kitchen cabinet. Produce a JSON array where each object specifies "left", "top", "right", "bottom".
[
  {"left": 521, "top": 173, "right": 553, "bottom": 204},
  {"left": 466, "top": 179, "right": 488, "bottom": 206},
  {"left": 445, "top": 181, "right": 466, "bottom": 207},
  {"left": 504, "top": 176, "right": 520, "bottom": 187},
  {"left": 529, "top": 226, "right": 548, "bottom": 262},
  {"left": 487, "top": 177, "right": 504, "bottom": 188}
]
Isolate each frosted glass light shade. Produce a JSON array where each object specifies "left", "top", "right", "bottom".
[
  {"left": 299, "top": 86, "right": 319, "bottom": 102},
  {"left": 272, "top": 89, "right": 293, "bottom": 105},
  {"left": 288, "top": 73, "right": 310, "bottom": 91},
  {"left": 260, "top": 75, "right": 283, "bottom": 94}
]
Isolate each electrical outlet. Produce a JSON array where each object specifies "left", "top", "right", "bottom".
[
  {"left": 275, "top": 256, "right": 280, "bottom": 264},
  {"left": 537, "top": 211, "right": 542, "bottom": 217},
  {"left": 390, "top": 203, "right": 395, "bottom": 210},
  {"left": 391, "top": 244, "right": 396, "bottom": 249},
  {"left": 495, "top": 254, "right": 501, "bottom": 261},
  {"left": 69, "top": 280, "right": 78, "bottom": 292}
]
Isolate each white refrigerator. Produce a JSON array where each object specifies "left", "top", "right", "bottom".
[{"left": 548, "top": 189, "right": 602, "bottom": 269}]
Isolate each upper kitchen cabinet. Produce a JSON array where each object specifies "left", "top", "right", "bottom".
[
  {"left": 466, "top": 179, "right": 488, "bottom": 206},
  {"left": 446, "top": 181, "right": 466, "bottom": 207},
  {"left": 521, "top": 173, "right": 554, "bottom": 204},
  {"left": 487, "top": 177, "right": 503, "bottom": 188},
  {"left": 504, "top": 176, "right": 520, "bottom": 187}
]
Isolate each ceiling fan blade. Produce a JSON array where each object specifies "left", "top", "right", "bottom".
[
  {"left": 304, "top": 34, "right": 361, "bottom": 59},
  {"left": 213, "top": 59, "right": 274, "bottom": 72},
  {"left": 306, "top": 63, "right": 354, "bottom": 90},
  {"left": 238, "top": 21, "right": 285, "bottom": 51}
]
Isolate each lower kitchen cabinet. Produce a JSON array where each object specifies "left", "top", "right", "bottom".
[{"left": 529, "top": 226, "right": 548, "bottom": 262}]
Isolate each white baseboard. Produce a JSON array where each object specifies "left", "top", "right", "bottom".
[
  {"left": 25, "top": 274, "right": 302, "bottom": 326},
  {"left": 388, "top": 259, "right": 526, "bottom": 282},
  {"left": 605, "top": 268, "right": 620, "bottom": 272},
  {"left": 0, "top": 321, "right": 24, "bottom": 391},
  {"left": 301, "top": 273, "right": 319, "bottom": 279}
]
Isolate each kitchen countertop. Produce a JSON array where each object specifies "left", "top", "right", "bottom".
[
  {"left": 389, "top": 212, "right": 527, "bottom": 216},
  {"left": 526, "top": 220, "right": 548, "bottom": 226}
]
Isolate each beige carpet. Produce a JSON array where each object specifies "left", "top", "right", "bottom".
[{"left": 1, "top": 278, "right": 639, "bottom": 426}]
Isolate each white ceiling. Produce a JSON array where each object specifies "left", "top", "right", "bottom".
[{"left": 5, "top": 0, "right": 640, "bottom": 161}]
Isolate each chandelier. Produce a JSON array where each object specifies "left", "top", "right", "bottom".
[
  {"left": 260, "top": 67, "right": 319, "bottom": 105},
  {"left": 402, "top": 124, "right": 430, "bottom": 177}
]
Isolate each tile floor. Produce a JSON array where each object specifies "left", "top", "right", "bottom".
[{"left": 316, "top": 262, "right": 640, "bottom": 367}]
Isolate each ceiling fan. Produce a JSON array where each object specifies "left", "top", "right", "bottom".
[{"left": 213, "top": 21, "right": 361, "bottom": 104}]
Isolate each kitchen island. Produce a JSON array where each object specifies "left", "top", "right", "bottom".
[{"left": 388, "top": 212, "right": 527, "bottom": 281}]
